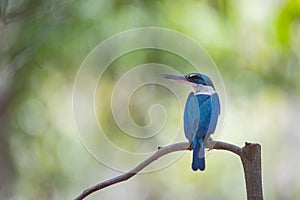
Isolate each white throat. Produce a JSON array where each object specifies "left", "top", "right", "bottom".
[{"left": 192, "top": 84, "right": 215, "bottom": 95}]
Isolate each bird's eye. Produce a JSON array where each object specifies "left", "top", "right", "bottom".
[{"left": 187, "top": 75, "right": 200, "bottom": 81}]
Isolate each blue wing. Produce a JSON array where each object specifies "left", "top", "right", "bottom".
[
  {"left": 209, "top": 93, "right": 220, "bottom": 135},
  {"left": 183, "top": 92, "right": 200, "bottom": 143},
  {"left": 196, "top": 93, "right": 220, "bottom": 137}
]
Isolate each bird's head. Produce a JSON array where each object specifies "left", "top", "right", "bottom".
[{"left": 162, "top": 73, "right": 216, "bottom": 95}]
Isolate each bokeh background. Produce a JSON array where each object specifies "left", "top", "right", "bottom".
[{"left": 1, "top": 0, "right": 300, "bottom": 199}]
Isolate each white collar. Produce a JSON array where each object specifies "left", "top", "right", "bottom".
[{"left": 192, "top": 84, "right": 216, "bottom": 95}]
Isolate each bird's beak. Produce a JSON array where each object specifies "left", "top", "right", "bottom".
[{"left": 161, "top": 74, "right": 187, "bottom": 83}]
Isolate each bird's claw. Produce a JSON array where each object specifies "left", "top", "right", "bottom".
[{"left": 207, "top": 137, "right": 214, "bottom": 151}]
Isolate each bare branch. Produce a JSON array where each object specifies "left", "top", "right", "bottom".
[
  {"left": 74, "top": 140, "right": 243, "bottom": 200},
  {"left": 206, "top": 140, "right": 243, "bottom": 156},
  {"left": 241, "top": 143, "right": 263, "bottom": 200}
]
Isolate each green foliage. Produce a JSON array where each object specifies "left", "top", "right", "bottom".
[{"left": 276, "top": 0, "right": 300, "bottom": 46}]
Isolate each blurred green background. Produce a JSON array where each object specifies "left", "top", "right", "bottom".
[{"left": 1, "top": 0, "right": 300, "bottom": 199}]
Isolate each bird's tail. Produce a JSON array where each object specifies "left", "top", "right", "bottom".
[{"left": 192, "top": 137, "right": 205, "bottom": 171}]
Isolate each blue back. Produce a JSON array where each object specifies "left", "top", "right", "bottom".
[{"left": 184, "top": 92, "right": 220, "bottom": 142}]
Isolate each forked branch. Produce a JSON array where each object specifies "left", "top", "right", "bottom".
[{"left": 74, "top": 141, "right": 263, "bottom": 200}]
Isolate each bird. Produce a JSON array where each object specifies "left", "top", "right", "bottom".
[{"left": 162, "top": 73, "right": 220, "bottom": 171}]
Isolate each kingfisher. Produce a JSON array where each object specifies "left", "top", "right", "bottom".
[{"left": 162, "top": 73, "right": 220, "bottom": 171}]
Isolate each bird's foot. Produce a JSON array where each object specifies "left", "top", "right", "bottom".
[{"left": 207, "top": 137, "right": 214, "bottom": 151}]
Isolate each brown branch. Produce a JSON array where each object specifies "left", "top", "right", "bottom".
[
  {"left": 74, "top": 141, "right": 262, "bottom": 200},
  {"left": 206, "top": 140, "right": 242, "bottom": 156},
  {"left": 241, "top": 143, "right": 263, "bottom": 200}
]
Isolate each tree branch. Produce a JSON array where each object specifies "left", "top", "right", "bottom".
[
  {"left": 241, "top": 143, "right": 263, "bottom": 200},
  {"left": 74, "top": 140, "right": 263, "bottom": 200}
]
